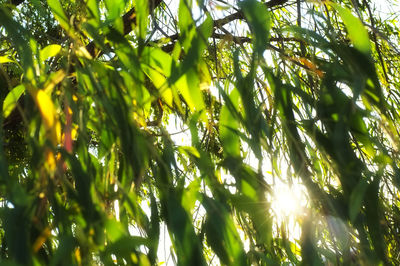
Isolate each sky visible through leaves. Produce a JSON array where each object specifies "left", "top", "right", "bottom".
[
  {"left": 150, "top": 1, "right": 399, "bottom": 264},
  {"left": 1, "top": 0, "right": 400, "bottom": 264}
]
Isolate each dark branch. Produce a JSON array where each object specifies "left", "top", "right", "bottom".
[
  {"left": 160, "top": 32, "right": 303, "bottom": 53},
  {"left": 214, "top": 0, "right": 290, "bottom": 28},
  {"left": 10, "top": 0, "right": 24, "bottom": 6},
  {"left": 211, "top": 33, "right": 302, "bottom": 44}
]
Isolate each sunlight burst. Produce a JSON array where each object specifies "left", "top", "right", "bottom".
[{"left": 272, "top": 182, "right": 307, "bottom": 220}]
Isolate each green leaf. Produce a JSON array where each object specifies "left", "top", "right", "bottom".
[
  {"left": 198, "top": 13, "right": 214, "bottom": 44},
  {"left": 163, "top": 192, "right": 206, "bottom": 265},
  {"left": 181, "top": 178, "right": 201, "bottom": 213},
  {"left": 168, "top": 15, "right": 212, "bottom": 118},
  {"left": 220, "top": 103, "right": 241, "bottom": 157},
  {"left": 30, "top": 0, "right": 47, "bottom": 16},
  {"left": 330, "top": 3, "right": 371, "bottom": 54},
  {"left": 103, "top": 236, "right": 150, "bottom": 255},
  {"left": 178, "top": 146, "right": 201, "bottom": 158},
  {"left": 1, "top": 206, "right": 31, "bottom": 265},
  {"left": 364, "top": 178, "right": 387, "bottom": 262},
  {"left": 230, "top": 193, "right": 272, "bottom": 247},
  {"left": 47, "top": 0, "right": 72, "bottom": 35},
  {"left": 174, "top": 69, "right": 205, "bottom": 113},
  {"left": 239, "top": 0, "right": 271, "bottom": 55},
  {"left": 143, "top": 47, "right": 172, "bottom": 75},
  {"left": 144, "top": 67, "right": 173, "bottom": 106},
  {"left": 178, "top": 0, "right": 194, "bottom": 36},
  {"left": 142, "top": 47, "right": 174, "bottom": 106},
  {"left": 349, "top": 178, "right": 368, "bottom": 222},
  {"left": 202, "top": 196, "right": 247, "bottom": 265},
  {"left": 87, "top": 0, "right": 100, "bottom": 21},
  {"left": 283, "top": 26, "right": 334, "bottom": 57},
  {"left": 105, "top": 219, "right": 127, "bottom": 242},
  {"left": 40, "top": 44, "right": 62, "bottom": 61},
  {"left": 135, "top": 0, "right": 149, "bottom": 40},
  {"left": 300, "top": 215, "right": 324, "bottom": 265},
  {"left": 50, "top": 236, "right": 76, "bottom": 266},
  {"left": 106, "top": 0, "right": 126, "bottom": 19},
  {"left": 0, "top": 8, "right": 36, "bottom": 83},
  {"left": 3, "top": 85, "right": 25, "bottom": 119}
]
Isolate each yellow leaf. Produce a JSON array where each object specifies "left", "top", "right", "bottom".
[
  {"left": 71, "top": 124, "right": 78, "bottom": 140},
  {"left": 296, "top": 57, "right": 324, "bottom": 78},
  {"left": 45, "top": 149, "right": 56, "bottom": 172},
  {"left": 33, "top": 227, "right": 52, "bottom": 253},
  {"left": 75, "top": 247, "right": 82, "bottom": 266},
  {"left": 55, "top": 120, "right": 62, "bottom": 144},
  {"left": 40, "top": 44, "right": 61, "bottom": 61},
  {"left": 35, "top": 90, "right": 55, "bottom": 129},
  {"left": 76, "top": 46, "right": 93, "bottom": 59},
  {"left": 44, "top": 70, "right": 66, "bottom": 94},
  {"left": 0, "top": 56, "right": 14, "bottom": 64}
]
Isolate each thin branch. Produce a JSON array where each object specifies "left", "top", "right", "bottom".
[
  {"left": 160, "top": 32, "right": 303, "bottom": 53},
  {"left": 214, "top": 0, "right": 290, "bottom": 28},
  {"left": 10, "top": 0, "right": 24, "bottom": 6},
  {"left": 86, "top": 0, "right": 164, "bottom": 57},
  {"left": 363, "top": 0, "right": 389, "bottom": 82},
  {"left": 212, "top": 33, "right": 303, "bottom": 44}
]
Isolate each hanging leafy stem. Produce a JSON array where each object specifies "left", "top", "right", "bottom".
[{"left": 0, "top": 0, "right": 400, "bottom": 264}]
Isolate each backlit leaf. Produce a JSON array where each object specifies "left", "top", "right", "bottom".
[
  {"left": 349, "top": 178, "right": 369, "bottom": 222},
  {"left": 0, "top": 8, "right": 36, "bottom": 83},
  {"left": 203, "top": 196, "right": 247, "bottom": 265},
  {"left": 0, "top": 56, "right": 14, "bottom": 64},
  {"left": 330, "top": 3, "right": 371, "bottom": 54},
  {"left": 136, "top": 0, "right": 149, "bottom": 40},
  {"left": 33, "top": 89, "right": 56, "bottom": 129},
  {"left": 3, "top": 85, "right": 25, "bottom": 118},
  {"left": 220, "top": 104, "right": 240, "bottom": 157},
  {"left": 174, "top": 69, "right": 205, "bottom": 113},
  {"left": 87, "top": 0, "right": 100, "bottom": 21},
  {"left": 47, "top": 0, "right": 73, "bottom": 35},
  {"left": 239, "top": 0, "right": 271, "bottom": 55},
  {"left": 105, "top": 0, "right": 125, "bottom": 21},
  {"left": 40, "top": 44, "right": 62, "bottom": 61}
]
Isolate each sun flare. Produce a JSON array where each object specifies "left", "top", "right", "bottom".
[{"left": 272, "top": 183, "right": 307, "bottom": 220}]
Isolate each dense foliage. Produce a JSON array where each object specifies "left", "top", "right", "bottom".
[{"left": 1, "top": 0, "right": 400, "bottom": 264}]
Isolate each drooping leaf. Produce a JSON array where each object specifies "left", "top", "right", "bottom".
[
  {"left": 239, "top": 0, "right": 271, "bottom": 56},
  {"left": 86, "top": 0, "right": 100, "bottom": 21},
  {"left": 178, "top": 0, "right": 194, "bottom": 39},
  {"left": 34, "top": 89, "right": 55, "bottom": 129},
  {"left": 330, "top": 3, "right": 371, "bottom": 54},
  {"left": 202, "top": 196, "right": 247, "bottom": 266},
  {"left": 0, "top": 8, "right": 36, "bottom": 83},
  {"left": 220, "top": 91, "right": 241, "bottom": 157},
  {"left": 135, "top": 0, "right": 149, "bottom": 40},
  {"left": 0, "top": 56, "right": 14, "bottom": 64},
  {"left": 3, "top": 85, "right": 25, "bottom": 119},
  {"left": 174, "top": 69, "right": 205, "bottom": 113},
  {"left": 40, "top": 44, "right": 62, "bottom": 61},
  {"left": 47, "top": 0, "right": 73, "bottom": 35}
]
